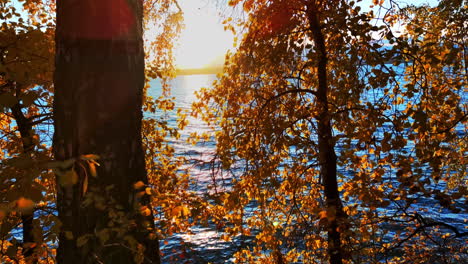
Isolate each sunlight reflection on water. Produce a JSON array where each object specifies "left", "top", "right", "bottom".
[{"left": 180, "top": 228, "right": 228, "bottom": 250}]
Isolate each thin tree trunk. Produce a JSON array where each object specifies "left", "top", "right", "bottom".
[
  {"left": 306, "top": 2, "right": 346, "bottom": 264},
  {"left": 10, "top": 102, "right": 37, "bottom": 263},
  {"left": 54, "top": 0, "right": 160, "bottom": 263}
]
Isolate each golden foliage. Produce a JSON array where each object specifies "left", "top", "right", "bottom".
[
  {"left": 194, "top": 0, "right": 467, "bottom": 263},
  {"left": 0, "top": 0, "right": 466, "bottom": 263}
]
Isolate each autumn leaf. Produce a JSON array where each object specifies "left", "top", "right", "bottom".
[
  {"left": 88, "top": 161, "right": 97, "bottom": 177},
  {"left": 140, "top": 206, "right": 151, "bottom": 216},
  {"left": 15, "top": 197, "right": 35, "bottom": 213},
  {"left": 80, "top": 154, "right": 100, "bottom": 161},
  {"left": 318, "top": 210, "right": 328, "bottom": 219},
  {"left": 133, "top": 181, "right": 145, "bottom": 190}
]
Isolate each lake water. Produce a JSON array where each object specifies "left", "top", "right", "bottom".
[
  {"left": 148, "top": 75, "right": 238, "bottom": 263},
  {"left": 148, "top": 75, "right": 220, "bottom": 192},
  {"left": 148, "top": 74, "right": 467, "bottom": 263}
]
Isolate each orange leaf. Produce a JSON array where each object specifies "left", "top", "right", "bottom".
[
  {"left": 134, "top": 181, "right": 145, "bottom": 190},
  {"left": 16, "top": 197, "right": 34, "bottom": 212},
  {"left": 319, "top": 210, "right": 328, "bottom": 219}
]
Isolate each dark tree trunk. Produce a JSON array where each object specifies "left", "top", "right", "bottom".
[
  {"left": 306, "top": 2, "right": 346, "bottom": 264},
  {"left": 53, "top": 0, "right": 160, "bottom": 263},
  {"left": 11, "top": 101, "right": 37, "bottom": 263}
]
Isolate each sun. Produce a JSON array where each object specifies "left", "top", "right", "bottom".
[{"left": 175, "top": 1, "right": 234, "bottom": 70}]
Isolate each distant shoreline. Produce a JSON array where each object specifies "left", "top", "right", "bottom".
[{"left": 176, "top": 67, "right": 223, "bottom": 76}]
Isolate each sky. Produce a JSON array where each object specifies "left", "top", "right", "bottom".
[{"left": 174, "top": 0, "right": 234, "bottom": 69}]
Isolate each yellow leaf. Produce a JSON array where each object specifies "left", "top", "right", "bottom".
[
  {"left": 220, "top": 234, "right": 231, "bottom": 241},
  {"left": 314, "top": 239, "right": 321, "bottom": 248},
  {"left": 182, "top": 206, "right": 190, "bottom": 216},
  {"left": 145, "top": 187, "right": 152, "bottom": 195}
]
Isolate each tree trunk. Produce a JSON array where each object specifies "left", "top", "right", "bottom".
[
  {"left": 306, "top": 2, "right": 346, "bottom": 264},
  {"left": 53, "top": 0, "right": 160, "bottom": 263},
  {"left": 11, "top": 101, "right": 37, "bottom": 263}
]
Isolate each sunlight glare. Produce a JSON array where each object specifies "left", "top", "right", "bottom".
[{"left": 175, "top": 0, "right": 233, "bottom": 70}]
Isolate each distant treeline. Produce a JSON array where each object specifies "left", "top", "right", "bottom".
[{"left": 176, "top": 66, "right": 223, "bottom": 75}]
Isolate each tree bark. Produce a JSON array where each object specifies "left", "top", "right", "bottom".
[
  {"left": 54, "top": 0, "right": 160, "bottom": 263},
  {"left": 306, "top": 2, "right": 346, "bottom": 264}
]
